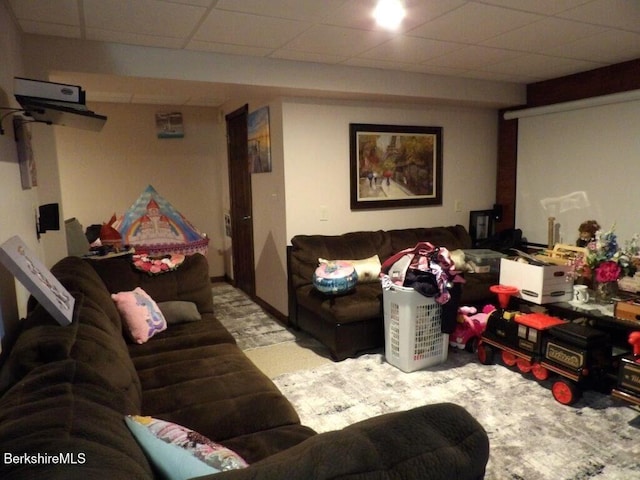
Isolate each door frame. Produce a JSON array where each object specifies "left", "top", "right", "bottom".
[{"left": 225, "top": 105, "right": 256, "bottom": 296}]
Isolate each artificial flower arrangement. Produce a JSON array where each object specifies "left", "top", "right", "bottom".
[
  {"left": 132, "top": 253, "right": 185, "bottom": 275},
  {"left": 570, "top": 225, "right": 638, "bottom": 283}
]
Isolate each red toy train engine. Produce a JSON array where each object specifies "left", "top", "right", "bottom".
[{"left": 478, "top": 310, "right": 612, "bottom": 405}]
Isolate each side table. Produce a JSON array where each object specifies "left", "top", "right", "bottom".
[{"left": 514, "top": 297, "right": 638, "bottom": 351}]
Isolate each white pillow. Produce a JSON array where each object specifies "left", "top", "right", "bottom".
[{"left": 318, "top": 255, "right": 381, "bottom": 283}]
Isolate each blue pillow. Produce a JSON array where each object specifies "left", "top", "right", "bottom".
[{"left": 125, "top": 416, "right": 248, "bottom": 480}]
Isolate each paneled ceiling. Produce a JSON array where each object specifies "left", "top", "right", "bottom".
[{"left": 6, "top": 0, "right": 640, "bottom": 106}]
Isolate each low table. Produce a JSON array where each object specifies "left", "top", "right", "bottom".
[{"left": 514, "top": 296, "right": 639, "bottom": 350}]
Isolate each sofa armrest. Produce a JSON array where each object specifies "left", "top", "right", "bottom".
[{"left": 210, "top": 403, "right": 489, "bottom": 480}]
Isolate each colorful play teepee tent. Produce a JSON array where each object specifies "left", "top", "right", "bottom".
[{"left": 115, "top": 185, "right": 209, "bottom": 256}]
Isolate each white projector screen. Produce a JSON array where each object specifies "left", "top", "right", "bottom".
[{"left": 516, "top": 98, "right": 640, "bottom": 247}]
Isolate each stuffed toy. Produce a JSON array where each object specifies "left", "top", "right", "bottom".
[{"left": 577, "top": 220, "right": 600, "bottom": 247}]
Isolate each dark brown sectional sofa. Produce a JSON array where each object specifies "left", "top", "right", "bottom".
[
  {"left": 0, "top": 253, "right": 489, "bottom": 479},
  {"left": 288, "top": 225, "right": 498, "bottom": 361}
]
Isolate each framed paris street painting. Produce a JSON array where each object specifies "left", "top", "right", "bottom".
[{"left": 350, "top": 123, "right": 442, "bottom": 210}]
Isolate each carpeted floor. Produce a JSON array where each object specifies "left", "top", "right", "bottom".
[
  {"left": 212, "top": 283, "right": 332, "bottom": 376},
  {"left": 213, "top": 283, "right": 640, "bottom": 480},
  {"left": 212, "top": 282, "right": 298, "bottom": 350}
]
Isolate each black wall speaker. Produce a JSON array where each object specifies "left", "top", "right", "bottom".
[{"left": 38, "top": 203, "right": 60, "bottom": 233}]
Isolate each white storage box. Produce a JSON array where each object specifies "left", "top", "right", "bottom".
[
  {"left": 499, "top": 257, "right": 573, "bottom": 305},
  {"left": 463, "top": 249, "right": 506, "bottom": 273},
  {"left": 383, "top": 285, "right": 448, "bottom": 372}
]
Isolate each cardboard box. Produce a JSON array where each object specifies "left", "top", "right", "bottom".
[
  {"left": 499, "top": 257, "right": 573, "bottom": 305},
  {"left": 614, "top": 300, "right": 640, "bottom": 325}
]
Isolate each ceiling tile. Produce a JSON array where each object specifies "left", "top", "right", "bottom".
[
  {"left": 559, "top": 0, "right": 640, "bottom": 32},
  {"left": 194, "top": 9, "right": 310, "bottom": 48},
  {"left": 342, "top": 56, "right": 424, "bottom": 72},
  {"left": 545, "top": 29, "right": 640, "bottom": 63},
  {"left": 459, "top": 69, "right": 540, "bottom": 84},
  {"left": 169, "top": 0, "right": 215, "bottom": 7},
  {"left": 360, "top": 36, "right": 463, "bottom": 63},
  {"left": 283, "top": 24, "right": 392, "bottom": 57},
  {"left": 478, "top": 0, "right": 594, "bottom": 15},
  {"left": 322, "top": 0, "right": 466, "bottom": 32},
  {"left": 427, "top": 45, "right": 523, "bottom": 69},
  {"left": 83, "top": 0, "right": 206, "bottom": 37},
  {"left": 408, "top": 3, "right": 543, "bottom": 44},
  {"left": 270, "top": 49, "right": 348, "bottom": 64},
  {"left": 87, "top": 29, "right": 186, "bottom": 49},
  {"left": 18, "top": 20, "right": 80, "bottom": 38},
  {"left": 481, "top": 17, "right": 608, "bottom": 53},
  {"left": 8, "top": 0, "right": 79, "bottom": 24},
  {"left": 481, "top": 53, "right": 604, "bottom": 79},
  {"left": 187, "top": 40, "right": 274, "bottom": 57},
  {"left": 214, "top": 0, "right": 349, "bottom": 22}
]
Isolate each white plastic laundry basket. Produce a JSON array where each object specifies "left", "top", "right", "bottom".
[{"left": 383, "top": 284, "right": 448, "bottom": 372}]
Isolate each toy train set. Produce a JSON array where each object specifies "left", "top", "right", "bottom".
[{"left": 473, "top": 287, "right": 640, "bottom": 406}]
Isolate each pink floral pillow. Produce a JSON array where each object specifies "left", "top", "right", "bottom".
[
  {"left": 112, "top": 287, "right": 167, "bottom": 344},
  {"left": 125, "top": 415, "right": 248, "bottom": 477}
]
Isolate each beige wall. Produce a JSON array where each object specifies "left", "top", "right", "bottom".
[
  {"left": 56, "top": 103, "right": 227, "bottom": 276},
  {"left": 248, "top": 98, "right": 498, "bottom": 315},
  {"left": 0, "top": 3, "right": 40, "bottom": 352},
  {"left": 3, "top": 25, "right": 520, "bottom": 325}
]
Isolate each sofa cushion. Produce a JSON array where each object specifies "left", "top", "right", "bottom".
[
  {"left": 296, "top": 283, "right": 383, "bottom": 324},
  {"left": 127, "top": 313, "right": 236, "bottom": 358},
  {"left": 388, "top": 226, "right": 472, "bottom": 253},
  {"left": 88, "top": 253, "right": 214, "bottom": 315},
  {"left": 209, "top": 403, "right": 489, "bottom": 480},
  {"left": 130, "top": 341, "right": 316, "bottom": 463},
  {"left": 125, "top": 415, "right": 248, "bottom": 479},
  {"left": 112, "top": 287, "right": 168, "bottom": 344},
  {"left": 0, "top": 359, "right": 153, "bottom": 480},
  {"left": 0, "top": 257, "right": 142, "bottom": 408},
  {"left": 158, "top": 301, "right": 202, "bottom": 324},
  {"left": 290, "top": 231, "right": 392, "bottom": 291}
]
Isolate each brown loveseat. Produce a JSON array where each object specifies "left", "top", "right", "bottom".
[
  {"left": 0, "top": 253, "right": 489, "bottom": 479},
  {"left": 288, "top": 225, "right": 498, "bottom": 361}
]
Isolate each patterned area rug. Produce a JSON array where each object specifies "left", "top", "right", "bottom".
[
  {"left": 212, "top": 282, "right": 296, "bottom": 350},
  {"left": 214, "top": 283, "right": 640, "bottom": 479},
  {"left": 273, "top": 351, "right": 640, "bottom": 480}
]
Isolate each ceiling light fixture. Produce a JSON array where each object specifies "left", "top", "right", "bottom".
[{"left": 373, "top": 0, "right": 406, "bottom": 30}]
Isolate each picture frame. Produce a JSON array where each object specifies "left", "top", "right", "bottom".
[
  {"left": 469, "top": 209, "right": 494, "bottom": 246},
  {"left": 350, "top": 123, "right": 442, "bottom": 210},
  {"left": 0, "top": 235, "right": 74, "bottom": 326},
  {"left": 155, "top": 111, "right": 184, "bottom": 139},
  {"left": 13, "top": 116, "right": 37, "bottom": 189},
  {"left": 248, "top": 106, "right": 272, "bottom": 173}
]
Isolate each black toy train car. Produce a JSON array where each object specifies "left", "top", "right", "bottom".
[{"left": 478, "top": 310, "right": 612, "bottom": 405}]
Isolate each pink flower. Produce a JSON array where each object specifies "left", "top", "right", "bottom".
[{"left": 594, "top": 260, "right": 621, "bottom": 283}]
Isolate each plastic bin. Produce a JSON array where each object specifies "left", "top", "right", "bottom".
[
  {"left": 462, "top": 249, "right": 506, "bottom": 273},
  {"left": 383, "top": 285, "right": 449, "bottom": 372}
]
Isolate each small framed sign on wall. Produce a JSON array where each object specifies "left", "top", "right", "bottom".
[{"left": 155, "top": 112, "right": 184, "bottom": 138}]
